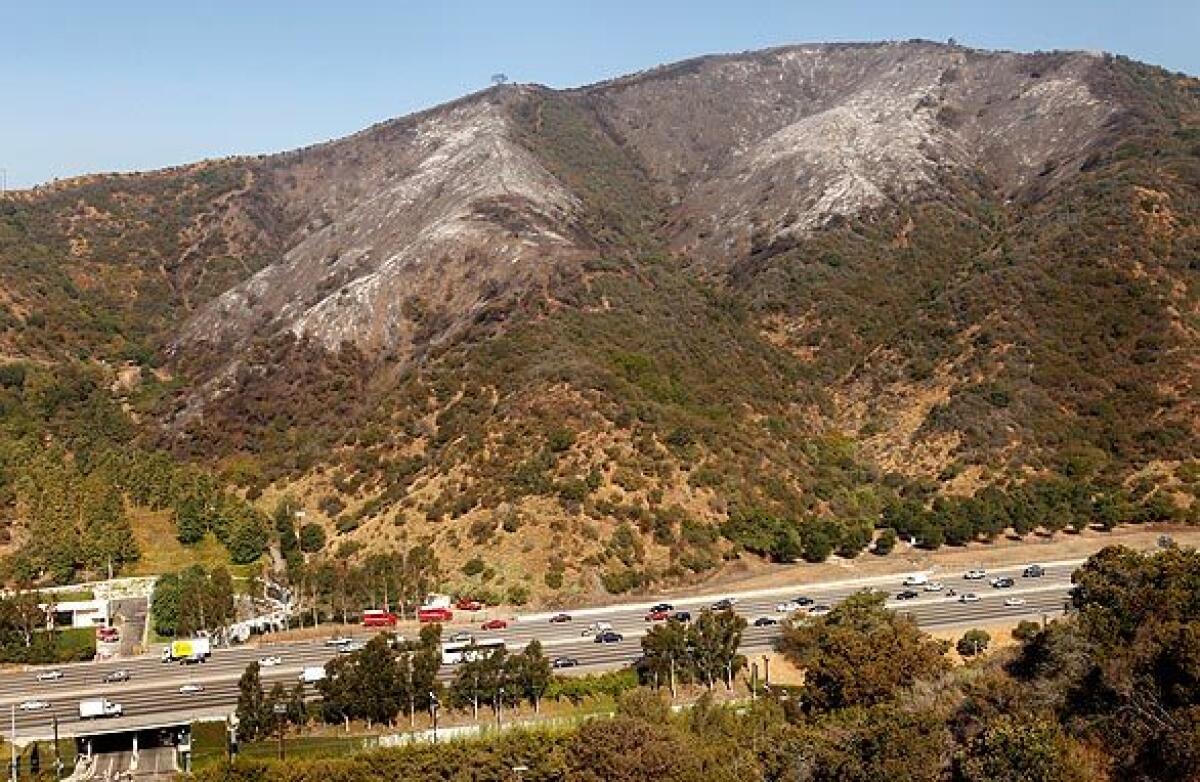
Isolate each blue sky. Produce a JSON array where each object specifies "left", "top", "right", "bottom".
[{"left": 2, "top": 1, "right": 1195, "bottom": 188}]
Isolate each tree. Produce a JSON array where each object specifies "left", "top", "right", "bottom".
[
  {"left": 299, "top": 523, "right": 326, "bottom": 553},
  {"left": 150, "top": 573, "right": 181, "bottom": 637},
  {"left": 873, "top": 528, "right": 897, "bottom": 555},
  {"left": 235, "top": 662, "right": 266, "bottom": 741},
  {"left": 687, "top": 609, "right": 745, "bottom": 689},
  {"left": 960, "top": 716, "right": 1088, "bottom": 782},
  {"left": 780, "top": 591, "right": 949, "bottom": 711},
  {"left": 287, "top": 681, "right": 307, "bottom": 728},
  {"left": 514, "top": 639, "right": 552, "bottom": 712},
  {"left": 639, "top": 619, "right": 690, "bottom": 690},
  {"left": 566, "top": 716, "right": 704, "bottom": 782},
  {"left": 958, "top": 629, "right": 991, "bottom": 657}
]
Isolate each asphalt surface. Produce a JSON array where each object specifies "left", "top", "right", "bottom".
[{"left": 0, "top": 560, "right": 1076, "bottom": 741}]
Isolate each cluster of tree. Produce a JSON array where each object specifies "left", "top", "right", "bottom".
[
  {"left": 196, "top": 545, "right": 1200, "bottom": 782},
  {"left": 0, "top": 441, "right": 139, "bottom": 585},
  {"left": 447, "top": 639, "right": 553, "bottom": 717},
  {"left": 0, "top": 589, "right": 93, "bottom": 663},
  {"left": 234, "top": 661, "right": 307, "bottom": 742},
  {"left": 721, "top": 473, "right": 1186, "bottom": 565},
  {"left": 317, "top": 628, "right": 443, "bottom": 728},
  {"left": 150, "top": 565, "right": 236, "bottom": 637},
  {"left": 636, "top": 609, "right": 747, "bottom": 690},
  {"left": 881, "top": 476, "right": 1182, "bottom": 549},
  {"left": 284, "top": 545, "right": 440, "bottom": 626},
  {"left": 120, "top": 450, "right": 271, "bottom": 564}
]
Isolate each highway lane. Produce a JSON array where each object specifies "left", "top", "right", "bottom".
[{"left": 1, "top": 560, "right": 1075, "bottom": 739}]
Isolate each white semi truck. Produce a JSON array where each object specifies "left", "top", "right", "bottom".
[
  {"left": 299, "top": 666, "right": 327, "bottom": 684},
  {"left": 79, "top": 698, "right": 123, "bottom": 719}
]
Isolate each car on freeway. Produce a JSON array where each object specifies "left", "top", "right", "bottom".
[
  {"left": 923, "top": 581, "right": 944, "bottom": 592},
  {"left": 259, "top": 656, "right": 283, "bottom": 667},
  {"left": 179, "top": 684, "right": 204, "bottom": 695},
  {"left": 552, "top": 657, "right": 580, "bottom": 669},
  {"left": 1022, "top": 564, "right": 1045, "bottom": 578},
  {"left": 959, "top": 593, "right": 981, "bottom": 603},
  {"left": 753, "top": 616, "right": 778, "bottom": 627},
  {"left": 990, "top": 577, "right": 1015, "bottom": 589},
  {"left": 447, "top": 631, "right": 475, "bottom": 644},
  {"left": 775, "top": 601, "right": 802, "bottom": 613},
  {"left": 649, "top": 603, "right": 674, "bottom": 613},
  {"left": 902, "top": 574, "right": 928, "bottom": 587},
  {"left": 456, "top": 598, "right": 485, "bottom": 612},
  {"left": 793, "top": 596, "right": 815, "bottom": 606},
  {"left": 103, "top": 669, "right": 131, "bottom": 683},
  {"left": 1004, "top": 597, "right": 1027, "bottom": 607},
  {"left": 324, "top": 636, "right": 354, "bottom": 647},
  {"left": 35, "top": 670, "right": 63, "bottom": 682},
  {"left": 809, "top": 605, "right": 832, "bottom": 616},
  {"left": 549, "top": 613, "right": 572, "bottom": 624},
  {"left": 710, "top": 598, "right": 737, "bottom": 611},
  {"left": 595, "top": 630, "right": 624, "bottom": 644},
  {"left": 964, "top": 569, "right": 987, "bottom": 580},
  {"left": 895, "top": 590, "right": 920, "bottom": 600},
  {"left": 19, "top": 700, "right": 50, "bottom": 712},
  {"left": 671, "top": 611, "right": 692, "bottom": 623},
  {"left": 644, "top": 609, "right": 671, "bottom": 622},
  {"left": 481, "top": 618, "right": 509, "bottom": 631}
]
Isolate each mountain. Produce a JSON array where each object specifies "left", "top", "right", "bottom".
[{"left": 0, "top": 40, "right": 1196, "bottom": 598}]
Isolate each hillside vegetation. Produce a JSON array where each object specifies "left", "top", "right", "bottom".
[{"left": 0, "top": 43, "right": 1195, "bottom": 598}]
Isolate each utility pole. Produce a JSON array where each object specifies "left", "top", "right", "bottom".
[
  {"left": 750, "top": 662, "right": 758, "bottom": 701},
  {"left": 762, "top": 655, "right": 770, "bottom": 690},
  {"left": 429, "top": 692, "right": 439, "bottom": 744},
  {"left": 10, "top": 703, "right": 16, "bottom": 782},
  {"left": 273, "top": 703, "right": 288, "bottom": 760},
  {"left": 668, "top": 656, "right": 677, "bottom": 699},
  {"left": 52, "top": 717, "right": 61, "bottom": 781}
]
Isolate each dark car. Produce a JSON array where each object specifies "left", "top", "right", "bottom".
[
  {"left": 711, "top": 598, "right": 737, "bottom": 611},
  {"left": 649, "top": 602, "right": 674, "bottom": 613},
  {"left": 794, "top": 596, "right": 815, "bottom": 606},
  {"left": 753, "top": 616, "right": 778, "bottom": 627},
  {"left": 1022, "top": 565, "right": 1045, "bottom": 578},
  {"left": 671, "top": 611, "right": 692, "bottom": 623},
  {"left": 549, "top": 613, "right": 572, "bottom": 623},
  {"left": 595, "top": 630, "right": 624, "bottom": 644},
  {"left": 552, "top": 657, "right": 579, "bottom": 669},
  {"left": 990, "top": 577, "right": 1015, "bottom": 589},
  {"left": 895, "top": 590, "right": 919, "bottom": 600},
  {"left": 102, "top": 669, "right": 130, "bottom": 683}
]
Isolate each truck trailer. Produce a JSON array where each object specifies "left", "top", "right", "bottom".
[
  {"left": 161, "top": 636, "right": 213, "bottom": 664},
  {"left": 79, "top": 698, "right": 123, "bottom": 719}
]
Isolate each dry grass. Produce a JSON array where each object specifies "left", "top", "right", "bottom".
[{"left": 125, "top": 507, "right": 256, "bottom": 586}]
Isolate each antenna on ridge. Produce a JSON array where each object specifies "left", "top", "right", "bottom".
[{"left": 491, "top": 73, "right": 509, "bottom": 87}]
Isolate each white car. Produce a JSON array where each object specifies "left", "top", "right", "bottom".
[
  {"left": 964, "top": 569, "right": 987, "bottom": 580},
  {"left": 808, "top": 605, "right": 832, "bottom": 616},
  {"left": 775, "top": 601, "right": 802, "bottom": 613},
  {"left": 19, "top": 700, "right": 49, "bottom": 712},
  {"left": 259, "top": 656, "right": 283, "bottom": 667},
  {"left": 959, "top": 593, "right": 981, "bottom": 603},
  {"left": 902, "top": 575, "right": 928, "bottom": 587},
  {"left": 324, "top": 636, "right": 354, "bottom": 647},
  {"left": 1004, "top": 597, "right": 1027, "bottom": 607},
  {"left": 35, "top": 670, "right": 63, "bottom": 682},
  {"left": 923, "top": 581, "right": 944, "bottom": 592},
  {"left": 179, "top": 684, "right": 204, "bottom": 695}
]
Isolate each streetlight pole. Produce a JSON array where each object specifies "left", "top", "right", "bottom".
[{"left": 429, "top": 692, "right": 439, "bottom": 744}]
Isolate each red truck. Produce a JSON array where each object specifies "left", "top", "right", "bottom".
[{"left": 362, "top": 609, "right": 398, "bottom": 628}]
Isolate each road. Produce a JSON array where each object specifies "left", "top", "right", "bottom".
[{"left": 0, "top": 560, "right": 1075, "bottom": 740}]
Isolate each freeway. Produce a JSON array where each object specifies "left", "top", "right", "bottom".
[{"left": 0, "top": 560, "right": 1076, "bottom": 740}]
